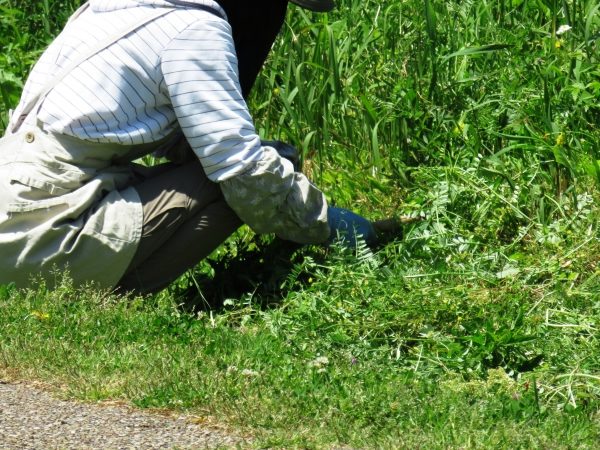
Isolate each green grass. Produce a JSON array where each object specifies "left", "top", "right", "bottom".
[
  {"left": 1, "top": 0, "right": 600, "bottom": 448},
  {"left": 1, "top": 240, "right": 599, "bottom": 448}
]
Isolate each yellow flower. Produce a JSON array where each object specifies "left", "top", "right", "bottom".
[
  {"left": 555, "top": 39, "right": 562, "bottom": 49},
  {"left": 31, "top": 310, "right": 50, "bottom": 321},
  {"left": 556, "top": 133, "right": 566, "bottom": 146}
]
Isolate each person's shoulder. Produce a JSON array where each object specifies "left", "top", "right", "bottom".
[
  {"left": 167, "top": 6, "right": 228, "bottom": 28},
  {"left": 163, "top": 7, "right": 232, "bottom": 42}
]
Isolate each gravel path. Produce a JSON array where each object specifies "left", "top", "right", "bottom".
[{"left": 0, "top": 380, "right": 246, "bottom": 449}]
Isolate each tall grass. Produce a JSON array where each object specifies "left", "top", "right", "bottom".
[{"left": 251, "top": 0, "right": 600, "bottom": 212}]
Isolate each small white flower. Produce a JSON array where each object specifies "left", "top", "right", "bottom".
[
  {"left": 556, "top": 24, "right": 572, "bottom": 35},
  {"left": 309, "top": 356, "right": 330, "bottom": 369},
  {"left": 241, "top": 369, "right": 260, "bottom": 377}
]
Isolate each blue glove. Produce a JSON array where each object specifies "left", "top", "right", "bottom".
[{"left": 327, "top": 207, "right": 378, "bottom": 247}]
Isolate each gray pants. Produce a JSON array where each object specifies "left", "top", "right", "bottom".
[{"left": 117, "top": 160, "right": 242, "bottom": 294}]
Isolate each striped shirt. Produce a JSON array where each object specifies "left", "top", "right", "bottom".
[{"left": 9, "top": 0, "right": 330, "bottom": 243}]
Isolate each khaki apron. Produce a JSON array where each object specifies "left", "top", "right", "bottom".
[{"left": 0, "top": 5, "right": 174, "bottom": 289}]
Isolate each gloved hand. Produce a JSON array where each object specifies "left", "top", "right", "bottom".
[
  {"left": 262, "top": 140, "right": 302, "bottom": 172},
  {"left": 327, "top": 207, "right": 378, "bottom": 247}
]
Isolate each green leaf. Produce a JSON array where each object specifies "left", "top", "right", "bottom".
[{"left": 442, "top": 44, "right": 512, "bottom": 60}]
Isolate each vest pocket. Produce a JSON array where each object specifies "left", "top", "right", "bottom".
[{"left": 4, "top": 162, "right": 81, "bottom": 213}]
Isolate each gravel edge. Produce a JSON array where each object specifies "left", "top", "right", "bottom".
[{"left": 0, "top": 379, "right": 249, "bottom": 450}]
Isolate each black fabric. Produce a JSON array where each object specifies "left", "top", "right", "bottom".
[{"left": 215, "top": 0, "right": 288, "bottom": 98}]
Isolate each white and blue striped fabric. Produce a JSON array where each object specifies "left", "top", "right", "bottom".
[
  {"left": 11, "top": 0, "right": 263, "bottom": 182},
  {"left": 9, "top": 0, "right": 330, "bottom": 245}
]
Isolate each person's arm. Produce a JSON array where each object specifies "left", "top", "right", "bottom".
[
  {"left": 220, "top": 145, "right": 329, "bottom": 243},
  {"left": 160, "top": 15, "right": 329, "bottom": 244}
]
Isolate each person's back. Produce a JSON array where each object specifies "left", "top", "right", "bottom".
[{"left": 14, "top": 1, "right": 231, "bottom": 146}]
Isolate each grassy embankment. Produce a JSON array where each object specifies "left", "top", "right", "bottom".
[{"left": 1, "top": 0, "right": 599, "bottom": 448}]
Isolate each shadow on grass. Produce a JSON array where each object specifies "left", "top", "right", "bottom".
[
  {"left": 173, "top": 222, "right": 409, "bottom": 314},
  {"left": 174, "top": 238, "right": 307, "bottom": 313}
]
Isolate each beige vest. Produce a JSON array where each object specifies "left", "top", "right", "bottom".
[
  {"left": 0, "top": 129, "right": 146, "bottom": 289},
  {"left": 0, "top": 5, "right": 173, "bottom": 289}
]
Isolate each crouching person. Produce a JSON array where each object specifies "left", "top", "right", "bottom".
[{"left": 0, "top": 0, "right": 375, "bottom": 294}]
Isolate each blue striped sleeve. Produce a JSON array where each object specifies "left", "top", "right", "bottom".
[{"left": 160, "top": 17, "right": 263, "bottom": 181}]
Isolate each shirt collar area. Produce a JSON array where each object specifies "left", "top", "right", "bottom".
[{"left": 89, "top": 0, "right": 225, "bottom": 16}]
